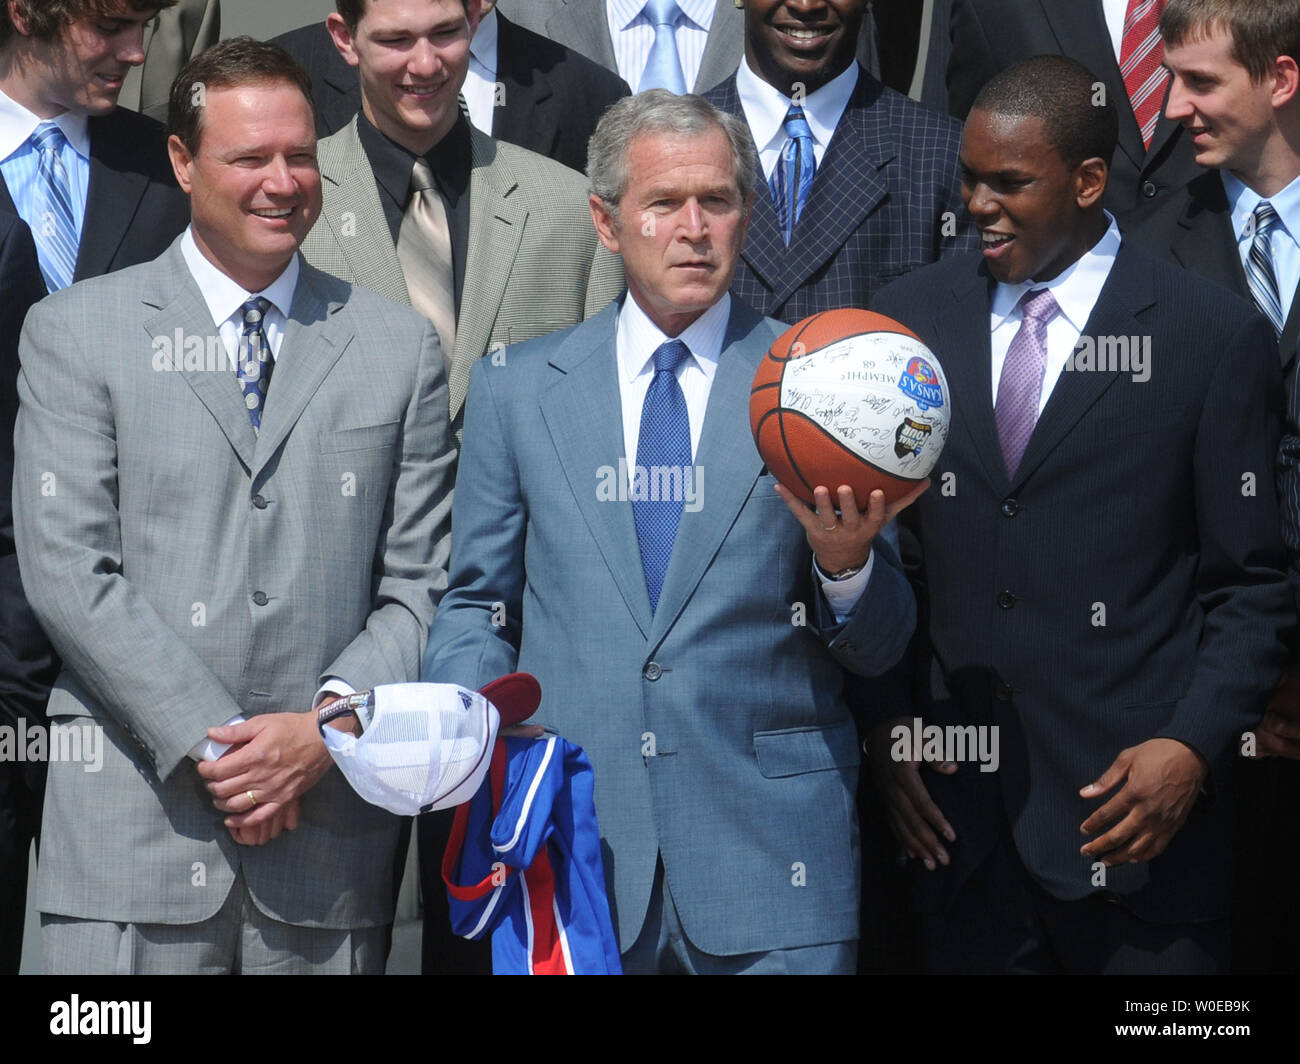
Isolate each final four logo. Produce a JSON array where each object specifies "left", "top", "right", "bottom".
[
  {"left": 894, "top": 417, "right": 933, "bottom": 459},
  {"left": 897, "top": 357, "right": 945, "bottom": 411}
]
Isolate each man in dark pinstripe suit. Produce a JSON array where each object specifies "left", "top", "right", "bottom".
[{"left": 704, "top": 0, "right": 977, "bottom": 327}]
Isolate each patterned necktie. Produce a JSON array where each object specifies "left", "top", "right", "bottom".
[
  {"left": 1246, "top": 202, "right": 1286, "bottom": 336},
  {"left": 768, "top": 106, "right": 816, "bottom": 246},
  {"left": 640, "top": 0, "right": 687, "bottom": 94},
  {"left": 397, "top": 158, "right": 457, "bottom": 372},
  {"left": 1119, "top": 0, "right": 1169, "bottom": 151},
  {"left": 29, "top": 121, "right": 79, "bottom": 292},
  {"left": 634, "top": 339, "right": 691, "bottom": 612},
  {"left": 238, "top": 297, "right": 273, "bottom": 431},
  {"left": 995, "top": 288, "right": 1058, "bottom": 478}
]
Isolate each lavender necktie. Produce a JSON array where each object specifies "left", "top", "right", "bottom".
[{"left": 995, "top": 288, "right": 1058, "bottom": 478}]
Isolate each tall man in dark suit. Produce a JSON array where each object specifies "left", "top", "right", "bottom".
[
  {"left": 271, "top": 2, "right": 630, "bottom": 174},
  {"left": 0, "top": 0, "right": 190, "bottom": 971},
  {"left": 0, "top": 0, "right": 191, "bottom": 289},
  {"left": 920, "top": 0, "right": 1201, "bottom": 226},
  {"left": 1131, "top": 0, "right": 1300, "bottom": 973},
  {"left": 870, "top": 55, "right": 1293, "bottom": 973},
  {"left": 704, "top": 0, "right": 977, "bottom": 326}
]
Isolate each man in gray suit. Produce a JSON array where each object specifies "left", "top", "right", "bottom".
[
  {"left": 300, "top": 0, "right": 624, "bottom": 437},
  {"left": 425, "top": 91, "right": 921, "bottom": 973},
  {"left": 13, "top": 37, "right": 454, "bottom": 973}
]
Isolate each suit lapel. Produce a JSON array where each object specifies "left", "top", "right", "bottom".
[
  {"left": 1170, "top": 172, "right": 1247, "bottom": 298},
  {"left": 650, "top": 304, "right": 771, "bottom": 642},
  {"left": 143, "top": 242, "right": 258, "bottom": 471},
  {"left": 316, "top": 119, "right": 410, "bottom": 307},
  {"left": 550, "top": 0, "right": 618, "bottom": 73},
  {"left": 694, "top": 0, "right": 743, "bottom": 92},
  {"left": 252, "top": 265, "right": 351, "bottom": 480},
  {"left": 453, "top": 129, "right": 528, "bottom": 421},
  {"left": 941, "top": 268, "right": 1007, "bottom": 491},
  {"left": 77, "top": 114, "right": 151, "bottom": 281},
  {"left": 1039, "top": 1, "right": 1153, "bottom": 178},
  {"left": 1010, "top": 247, "right": 1152, "bottom": 489},
  {"left": 538, "top": 302, "right": 653, "bottom": 638},
  {"left": 493, "top": 16, "right": 559, "bottom": 155}
]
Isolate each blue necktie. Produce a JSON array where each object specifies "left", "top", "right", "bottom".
[
  {"left": 238, "top": 297, "right": 274, "bottom": 431},
  {"left": 1246, "top": 202, "right": 1286, "bottom": 336},
  {"left": 767, "top": 106, "right": 816, "bottom": 245},
  {"left": 639, "top": 0, "right": 687, "bottom": 94},
  {"left": 29, "top": 122, "right": 78, "bottom": 291},
  {"left": 634, "top": 339, "right": 691, "bottom": 612}
]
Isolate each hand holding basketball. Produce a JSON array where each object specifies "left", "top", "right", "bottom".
[{"left": 775, "top": 479, "right": 930, "bottom": 575}]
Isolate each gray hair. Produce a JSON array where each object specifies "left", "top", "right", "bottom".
[{"left": 587, "top": 90, "right": 758, "bottom": 217}]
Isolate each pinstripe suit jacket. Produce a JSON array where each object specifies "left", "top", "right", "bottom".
[
  {"left": 300, "top": 118, "right": 625, "bottom": 434},
  {"left": 13, "top": 239, "right": 456, "bottom": 928},
  {"left": 705, "top": 66, "right": 978, "bottom": 325},
  {"left": 872, "top": 243, "right": 1293, "bottom": 922}
]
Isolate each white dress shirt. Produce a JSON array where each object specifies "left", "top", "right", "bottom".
[
  {"left": 735, "top": 55, "right": 858, "bottom": 181},
  {"left": 464, "top": 6, "right": 500, "bottom": 137},
  {"left": 1223, "top": 169, "right": 1300, "bottom": 327},
  {"left": 179, "top": 231, "right": 351, "bottom": 758},
  {"left": 607, "top": 0, "right": 715, "bottom": 93},
  {"left": 1102, "top": 0, "right": 1129, "bottom": 59},
  {"left": 989, "top": 215, "right": 1122, "bottom": 414},
  {"left": 616, "top": 291, "right": 871, "bottom": 619}
]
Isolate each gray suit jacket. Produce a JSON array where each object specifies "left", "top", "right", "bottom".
[
  {"left": 120, "top": 0, "right": 222, "bottom": 122},
  {"left": 300, "top": 118, "right": 624, "bottom": 432},
  {"left": 424, "top": 298, "right": 917, "bottom": 955},
  {"left": 14, "top": 238, "right": 455, "bottom": 928}
]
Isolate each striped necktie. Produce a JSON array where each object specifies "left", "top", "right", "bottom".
[
  {"left": 29, "top": 121, "right": 79, "bottom": 291},
  {"left": 1119, "top": 0, "right": 1169, "bottom": 151},
  {"left": 768, "top": 106, "right": 816, "bottom": 246},
  {"left": 1246, "top": 202, "right": 1286, "bottom": 336}
]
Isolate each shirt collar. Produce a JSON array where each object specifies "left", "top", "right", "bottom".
[
  {"left": 617, "top": 291, "right": 730, "bottom": 384},
  {"left": 470, "top": 7, "right": 498, "bottom": 68},
  {"left": 180, "top": 226, "right": 300, "bottom": 332},
  {"left": 990, "top": 212, "right": 1122, "bottom": 333},
  {"left": 609, "top": 0, "right": 715, "bottom": 32},
  {"left": 1222, "top": 169, "right": 1300, "bottom": 246},
  {"left": 357, "top": 109, "right": 472, "bottom": 208},
  {"left": 734, "top": 56, "right": 858, "bottom": 157},
  {"left": 0, "top": 86, "right": 91, "bottom": 164}
]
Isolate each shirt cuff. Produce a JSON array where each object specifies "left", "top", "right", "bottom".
[
  {"left": 815, "top": 552, "right": 876, "bottom": 624},
  {"left": 189, "top": 714, "right": 245, "bottom": 762},
  {"left": 315, "top": 679, "right": 356, "bottom": 709}
]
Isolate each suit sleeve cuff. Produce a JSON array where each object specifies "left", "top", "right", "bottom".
[
  {"left": 315, "top": 678, "right": 356, "bottom": 709},
  {"left": 814, "top": 552, "right": 876, "bottom": 624}
]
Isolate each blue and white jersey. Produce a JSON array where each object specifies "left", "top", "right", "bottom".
[{"left": 444, "top": 735, "right": 622, "bottom": 975}]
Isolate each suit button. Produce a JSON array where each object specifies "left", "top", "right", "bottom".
[
  {"left": 994, "top": 682, "right": 1013, "bottom": 702},
  {"left": 1142, "top": 180, "right": 1157, "bottom": 198},
  {"left": 997, "top": 590, "right": 1016, "bottom": 609},
  {"left": 252, "top": 591, "right": 269, "bottom": 606},
  {"left": 252, "top": 494, "right": 268, "bottom": 509},
  {"left": 1000, "top": 498, "right": 1019, "bottom": 517},
  {"left": 643, "top": 662, "right": 663, "bottom": 681}
]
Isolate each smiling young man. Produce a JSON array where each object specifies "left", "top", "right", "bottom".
[
  {"left": 0, "top": 0, "right": 190, "bottom": 289},
  {"left": 1130, "top": 0, "right": 1300, "bottom": 973},
  {"left": 422, "top": 90, "right": 920, "bottom": 973},
  {"left": 300, "top": 0, "right": 624, "bottom": 442},
  {"left": 703, "top": 0, "right": 975, "bottom": 326},
  {"left": 12, "top": 36, "right": 456, "bottom": 974},
  {"left": 869, "top": 54, "right": 1292, "bottom": 974}
]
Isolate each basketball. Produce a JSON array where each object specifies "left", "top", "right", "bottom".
[{"left": 749, "top": 309, "right": 951, "bottom": 505}]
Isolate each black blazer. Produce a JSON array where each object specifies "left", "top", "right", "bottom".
[
  {"left": 920, "top": 0, "right": 1201, "bottom": 227},
  {"left": 0, "top": 212, "right": 56, "bottom": 739},
  {"left": 272, "top": 15, "right": 630, "bottom": 174},
  {"left": 0, "top": 107, "right": 189, "bottom": 283},
  {"left": 871, "top": 242, "right": 1294, "bottom": 923}
]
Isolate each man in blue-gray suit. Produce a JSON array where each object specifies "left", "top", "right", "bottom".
[{"left": 423, "top": 90, "right": 921, "bottom": 974}]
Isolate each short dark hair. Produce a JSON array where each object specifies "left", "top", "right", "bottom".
[
  {"left": 168, "top": 37, "right": 316, "bottom": 154},
  {"left": 970, "top": 55, "right": 1118, "bottom": 169},
  {"left": 1162, "top": 0, "right": 1300, "bottom": 83},
  {"left": 334, "top": 0, "right": 469, "bottom": 32},
  {"left": 0, "top": 0, "right": 177, "bottom": 49}
]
